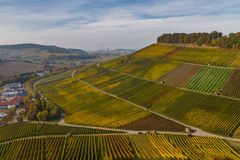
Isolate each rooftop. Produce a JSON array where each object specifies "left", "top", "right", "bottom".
[
  {"left": 0, "top": 96, "right": 23, "bottom": 106},
  {"left": 4, "top": 83, "right": 22, "bottom": 88}
]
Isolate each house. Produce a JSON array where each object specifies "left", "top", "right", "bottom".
[
  {"left": 0, "top": 96, "right": 23, "bottom": 110},
  {"left": 2, "top": 90, "right": 26, "bottom": 97},
  {"left": 3, "top": 83, "right": 22, "bottom": 91},
  {"left": 36, "top": 71, "right": 49, "bottom": 77},
  {"left": 0, "top": 113, "right": 7, "bottom": 118},
  {"left": 2, "top": 82, "right": 26, "bottom": 97}
]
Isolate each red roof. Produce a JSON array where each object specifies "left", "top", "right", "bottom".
[{"left": 0, "top": 96, "right": 23, "bottom": 106}]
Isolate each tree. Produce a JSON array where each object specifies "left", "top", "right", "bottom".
[
  {"left": 157, "top": 31, "right": 240, "bottom": 49},
  {"left": 37, "top": 110, "right": 48, "bottom": 121}
]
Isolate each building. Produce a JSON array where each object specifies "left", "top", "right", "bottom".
[
  {"left": 2, "top": 90, "right": 26, "bottom": 97},
  {"left": 2, "top": 82, "right": 26, "bottom": 97},
  {"left": 36, "top": 71, "right": 49, "bottom": 77},
  {"left": 3, "top": 83, "right": 22, "bottom": 91},
  {"left": 0, "top": 113, "right": 7, "bottom": 119},
  {"left": 0, "top": 96, "right": 23, "bottom": 110}
]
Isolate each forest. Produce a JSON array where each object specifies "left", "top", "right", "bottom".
[{"left": 157, "top": 31, "right": 240, "bottom": 49}]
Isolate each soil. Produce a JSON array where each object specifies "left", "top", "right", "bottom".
[{"left": 120, "top": 114, "right": 185, "bottom": 132}]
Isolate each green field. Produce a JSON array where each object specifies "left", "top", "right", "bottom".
[
  {"left": 0, "top": 134, "right": 239, "bottom": 159},
  {"left": 186, "top": 66, "right": 232, "bottom": 93}
]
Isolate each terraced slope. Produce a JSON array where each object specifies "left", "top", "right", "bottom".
[
  {"left": 38, "top": 78, "right": 149, "bottom": 128},
  {"left": 0, "top": 134, "right": 239, "bottom": 159},
  {"left": 120, "top": 114, "right": 185, "bottom": 131},
  {"left": 185, "top": 66, "right": 232, "bottom": 94},
  {"left": 170, "top": 46, "right": 240, "bottom": 67},
  {"left": 75, "top": 67, "right": 240, "bottom": 137},
  {"left": 102, "top": 44, "right": 240, "bottom": 98},
  {"left": 37, "top": 71, "right": 188, "bottom": 132},
  {"left": 231, "top": 54, "right": 240, "bottom": 68},
  {"left": 36, "top": 70, "right": 73, "bottom": 85},
  {"left": 102, "top": 44, "right": 182, "bottom": 80},
  {"left": 38, "top": 44, "right": 240, "bottom": 136},
  {"left": 158, "top": 63, "right": 201, "bottom": 87},
  {"left": 222, "top": 69, "right": 240, "bottom": 98},
  {"left": 103, "top": 44, "right": 240, "bottom": 68},
  {"left": 0, "top": 123, "right": 122, "bottom": 142}
]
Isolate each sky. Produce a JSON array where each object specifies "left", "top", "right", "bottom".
[{"left": 0, "top": 0, "right": 240, "bottom": 50}]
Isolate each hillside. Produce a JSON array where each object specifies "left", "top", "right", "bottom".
[
  {"left": 1, "top": 132, "right": 239, "bottom": 159},
  {"left": 37, "top": 44, "right": 240, "bottom": 137},
  {"left": 0, "top": 43, "right": 86, "bottom": 54},
  {"left": 0, "top": 43, "right": 98, "bottom": 64},
  {"left": 1, "top": 43, "right": 239, "bottom": 159}
]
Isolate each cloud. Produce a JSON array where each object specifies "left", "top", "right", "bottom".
[{"left": 0, "top": 0, "right": 239, "bottom": 50}]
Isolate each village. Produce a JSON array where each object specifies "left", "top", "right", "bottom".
[{"left": 0, "top": 82, "right": 26, "bottom": 125}]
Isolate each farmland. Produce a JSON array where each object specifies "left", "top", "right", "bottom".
[
  {"left": 103, "top": 44, "right": 240, "bottom": 69},
  {"left": 185, "top": 66, "right": 232, "bottom": 94},
  {"left": 158, "top": 63, "right": 201, "bottom": 87},
  {"left": 120, "top": 114, "right": 185, "bottom": 131},
  {"left": 169, "top": 46, "right": 240, "bottom": 67},
  {"left": 222, "top": 69, "right": 240, "bottom": 98},
  {"left": 35, "top": 70, "right": 73, "bottom": 86},
  {"left": 101, "top": 44, "right": 240, "bottom": 98},
  {"left": 33, "top": 43, "right": 240, "bottom": 158},
  {"left": 0, "top": 134, "right": 239, "bottom": 159},
  {"left": 0, "top": 123, "right": 121, "bottom": 142},
  {"left": 74, "top": 66, "right": 240, "bottom": 137},
  {"left": 0, "top": 61, "right": 43, "bottom": 78},
  {"left": 37, "top": 75, "right": 189, "bottom": 132},
  {"left": 38, "top": 78, "right": 150, "bottom": 128}
]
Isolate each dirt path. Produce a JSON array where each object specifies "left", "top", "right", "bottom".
[
  {"left": 73, "top": 70, "right": 240, "bottom": 142},
  {"left": 71, "top": 69, "right": 77, "bottom": 78}
]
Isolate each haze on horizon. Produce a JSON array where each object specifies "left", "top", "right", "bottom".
[{"left": 0, "top": 0, "right": 240, "bottom": 50}]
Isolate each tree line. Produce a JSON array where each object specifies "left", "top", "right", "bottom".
[
  {"left": 24, "top": 93, "right": 61, "bottom": 121},
  {"left": 157, "top": 31, "right": 240, "bottom": 49}
]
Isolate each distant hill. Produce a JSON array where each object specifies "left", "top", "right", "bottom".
[
  {"left": 0, "top": 43, "right": 102, "bottom": 64},
  {"left": 0, "top": 43, "right": 87, "bottom": 54}
]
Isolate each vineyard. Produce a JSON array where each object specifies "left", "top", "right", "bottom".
[
  {"left": 185, "top": 66, "right": 232, "bottom": 94},
  {"left": 38, "top": 78, "right": 151, "bottom": 127},
  {"left": 120, "top": 114, "right": 185, "bottom": 132},
  {"left": 158, "top": 63, "right": 201, "bottom": 87},
  {"left": 231, "top": 54, "right": 240, "bottom": 68},
  {"left": 0, "top": 123, "right": 121, "bottom": 142},
  {"left": 72, "top": 66, "right": 240, "bottom": 137},
  {"left": 0, "top": 134, "right": 239, "bottom": 159},
  {"left": 102, "top": 44, "right": 240, "bottom": 73},
  {"left": 33, "top": 43, "right": 240, "bottom": 159},
  {"left": 169, "top": 46, "right": 240, "bottom": 67},
  {"left": 222, "top": 69, "right": 240, "bottom": 98},
  {"left": 37, "top": 74, "right": 188, "bottom": 132},
  {"left": 36, "top": 70, "right": 73, "bottom": 86}
]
